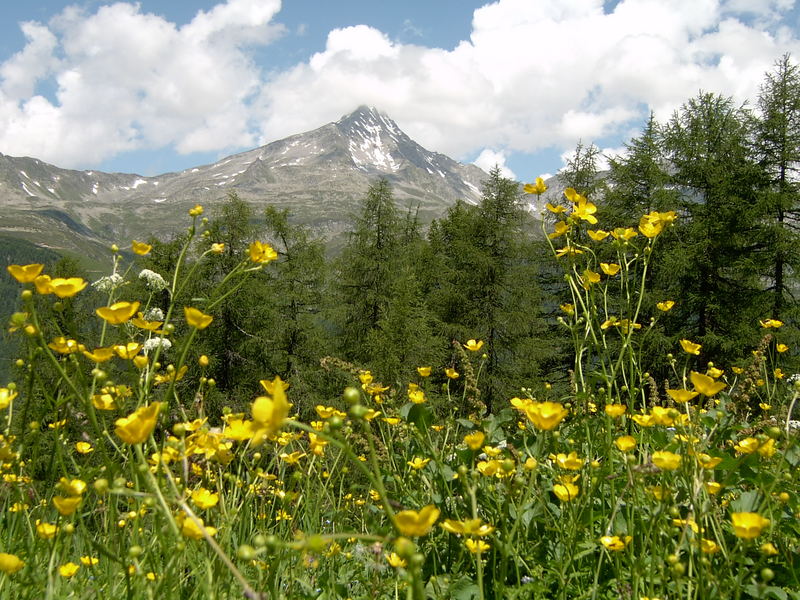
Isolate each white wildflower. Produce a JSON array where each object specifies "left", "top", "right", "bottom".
[
  {"left": 92, "top": 273, "right": 124, "bottom": 292},
  {"left": 143, "top": 338, "right": 172, "bottom": 354},
  {"left": 144, "top": 307, "right": 165, "bottom": 321},
  {"left": 139, "top": 269, "right": 167, "bottom": 292}
]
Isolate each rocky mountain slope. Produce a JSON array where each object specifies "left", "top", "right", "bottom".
[{"left": 0, "top": 106, "right": 489, "bottom": 260}]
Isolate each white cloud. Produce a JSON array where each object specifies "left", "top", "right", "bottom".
[
  {"left": 0, "top": 0, "right": 282, "bottom": 166},
  {"left": 473, "top": 148, "right": 516, "bottom": 179},
  {"left": 1, "top": 0, "right": 799, "bottom": 171}
]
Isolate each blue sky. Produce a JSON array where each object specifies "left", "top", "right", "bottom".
[{"left": 1, "top": 0, "right": 799, "bottom": 181}]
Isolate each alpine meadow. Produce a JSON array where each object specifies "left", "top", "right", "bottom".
[{"left": 3, "top": 46, "right": 800, "bottom": 600}]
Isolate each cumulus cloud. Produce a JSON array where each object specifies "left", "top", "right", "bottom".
[
  {"left": 0, "top": 0, "right": 283, "bottom": 166},
  {"left": 1, "top": 0, "right": 799, "bottom": 171},
  {"left": 473, "top": 148, "right": 516, "bottom": 179},
  {"left": 255, "top": 0, "right": 800, "bottom": 167}
]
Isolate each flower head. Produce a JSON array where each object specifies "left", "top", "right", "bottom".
[
  {"left": 731, "top": 512, "right": 770, "bottom": 539},
  {"left": 49, "top": 277, "right": 88, "bottom": 298},
  {"left": 464, "top": 339, "right": 484, "bottom": 352},
  {"left": 249, "top": 241, "right": 278, "bottom": 264},
  {"left": 115, "top": 403, "right": 161, "bottom": 445},
  {"left": 395, "top": 505, "right": 440, "bottom": 537},
  {"left": 131, "top": 240, "right": 152, "bottom": 255},
  {"left": 524, "top": 401, "right": 568, "bottom": 431},
  {"left": 7, "top": 264, "right": 44, "bottom": 283},
  {"left": 680, "top": 339, "right": 701, "bottom": 355},
  {"left": 0, "top": 553, "right": 24, "bottom": 575},
  {"left": 690, "top": 371, "right": 726, "bottom": 397},
  {"left": 652, "top": 450, "right": 682, "bottom": 471},
  {"left": 464, "top": 431, "right": 485, "bottom": 450},
  {"left": 184, "top": 307, "right": 213, "bottom": 329},
  {"left": 96, "top": 301, "right": 140, "bottom": 325},
  {"left": 524, "top": 177, "right": 547, "bottom": 195}
]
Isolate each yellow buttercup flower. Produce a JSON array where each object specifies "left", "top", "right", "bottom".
[
  {"left": 7, "top": 263, "right": 44, "bottom": 283},
  {"left": 96, "top": 301, "right": 140, "bottom": 325},
  {"left": 53, "top": 496, "right": 82, "bottom": 516},
  {"left": 386, "top": 552, "right": 407, "bottom": 568},
  {"left": 464, "top": 431, "right": 485, "bottom": 450},
  {"left": 445, "top": 368, "right": 459, "bottom": 379},
  {"left": 465, "top": 539, "right": 491, "bottom": 553},
  {"left": 464, "top": 339, "right": 484, "bottom": 352},
  {"left": 82, "top": 347, "right": 115, "bottom": 363},
  {"left": 115, "top": 402, "right": 161, "bottom": 445},
  {"left": 652, "top": 451, "right": 682, "bottom": 471},
  {"left": 407, "top": 457, "right": 431, "bottom": 470},
  {"left": 80, "top": 556, "right": 99, "bottom": 566},
  {"left": 587, "top": 229, "right": 609, "bottom": 241},
  {"left": 49, "top": 277, "right": 88, "bottom": 298},
  {"left": 249, "top": 241, "right": 278, "bottom": 264},
  {"left": 176, "top": 512, "right": 217, "bottom": 540},
  {"left": 690, "top": 371, "right": 726, "bottom": 397},
  {"left": 524, "top": 177, "right": 547, "bottom": 195},
  {"left": 250, "top": 376, "right": 290, "bottom": 444},
  {"left": 553, "top": 481, "right": 580, "bottom": 502},
  {"left": 604, "top": 403, "right": 626, "bottom": 417},
  {"left": 36, "top": 520, "right": 58, "bottom": 539},
  {"left": 611, "top": 227, "right": 637, "bottom": 241},
  {"left": 760, "top": 542, "right": 779, "bottom": 556},
  {"left": 700, "top": 538, "right": 720, "bottom": 554},
  {"left": 572, "top": 196, "right": 598, "bottom": 224},
  {"left": 600, "top": 535, "right": 632, "bottom": 551},
  {"left": 548, "top": 221, "right": 570, "bottom": 239},
  {"left": 550, "top": 451, "right": 584, "bottom": 470},
  {"left": 614, "top": 435, "right": 637, "bottom": 452},
  {"left": 395, "top": 505, "right": 440, "bottom": 537},
  {"left": 776, "top": 343, "right": 789, "bottom": 353},
  {"left": 0, "top": 553, "right": 24, "bottom": 574},
  {"left": 731, "top": 512, "right": 770, "bottom": 539},
  {"left": 680, "top": 339, "right": 701, "bottom": 355},
  {"left": 191, "top": 488, "right": 220, "bottom": 510},
  {"left": 0, "top": 388, "right": 18, "bottom": 410},
  {"left": 441, "top": 518, "right": 495, "bottom": 537},
  {"left": 131, "top": 240, "right": 152, "bottom": 255},
  {"left": 59, "top": 562, "right": 79, "bottom": 578},
  {"left": 666, "top": 389, "right": 699, "bottom": 403},
  {"left": 524, "top": 401, "right": 568, "bottom": 431},
  {"left": 416, "top": 366, "right": 431, "bottom": 377},
  {"left": 408, "top": 389, "right": 426, "bottom": 404},
  {"left": 34, "top": 274, "right": 52, "bottom": 294},
  {"left": 600, "top": 263, "right": 620, "bottom": 276},
  {"left": 75, "top": 442, "right": 94, "bottom": 455},
  {"left": 759, "top": 318, "right": 783, "bottom": 328},
  {"left": 188, "top": 204, "right": 204, "bottom": 216},
  {"left": 582, "top": 269, "right": 601, "bottom": 289},
  {"left": 656, "top": 300, "right": 675, "bottom": 312},
  {"left": 184, "top": 307, "right": 213, "bottom": 329}
]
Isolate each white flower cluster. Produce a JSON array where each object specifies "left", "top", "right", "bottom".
[
  {"left": 143, "top": 338, "right": 172, "bottom": 354},
  {"left": 92, "top": 273, "right": 124, "bottom": 292},
  {"left": 145, "top": 307, "right": 165, "bottom": 321},
  {"left": 139, "top": 269, "right": 167, "bottom": 292}
]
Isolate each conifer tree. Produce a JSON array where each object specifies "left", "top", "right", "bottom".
[
  {"left": 661, "top": 93, "right": 769, "bottom": 359},
  {"left": 425, "top": 168, "right": 550, "bottom": 410},
  {"left": 754, "top": 54, "right": 800, "bottom": 321}
]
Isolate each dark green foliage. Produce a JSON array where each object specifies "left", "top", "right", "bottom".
[
  {"left": 424, "top": 168, "right": 553, "bottom": 410},
  {"left": 754, "top": 54, "right": 800, "bottom": 324},
  {"left": 661, "top": 92, "right": 771, "bottom": 360},
  {"left": 335, "top": 179, "right": 439, "bottom": 385}
]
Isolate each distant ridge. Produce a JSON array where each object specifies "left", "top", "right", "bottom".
[{"left": 0, "top": 106, "right": 488, "bottom": 260}]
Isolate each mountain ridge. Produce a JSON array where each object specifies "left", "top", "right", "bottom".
[{"left": 0, "top": 106, "right": 489, "bottom": 260}]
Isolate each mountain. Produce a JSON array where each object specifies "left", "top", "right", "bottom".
[{"left": 0, "top": 106, "right": 488, "bottom": 261}]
